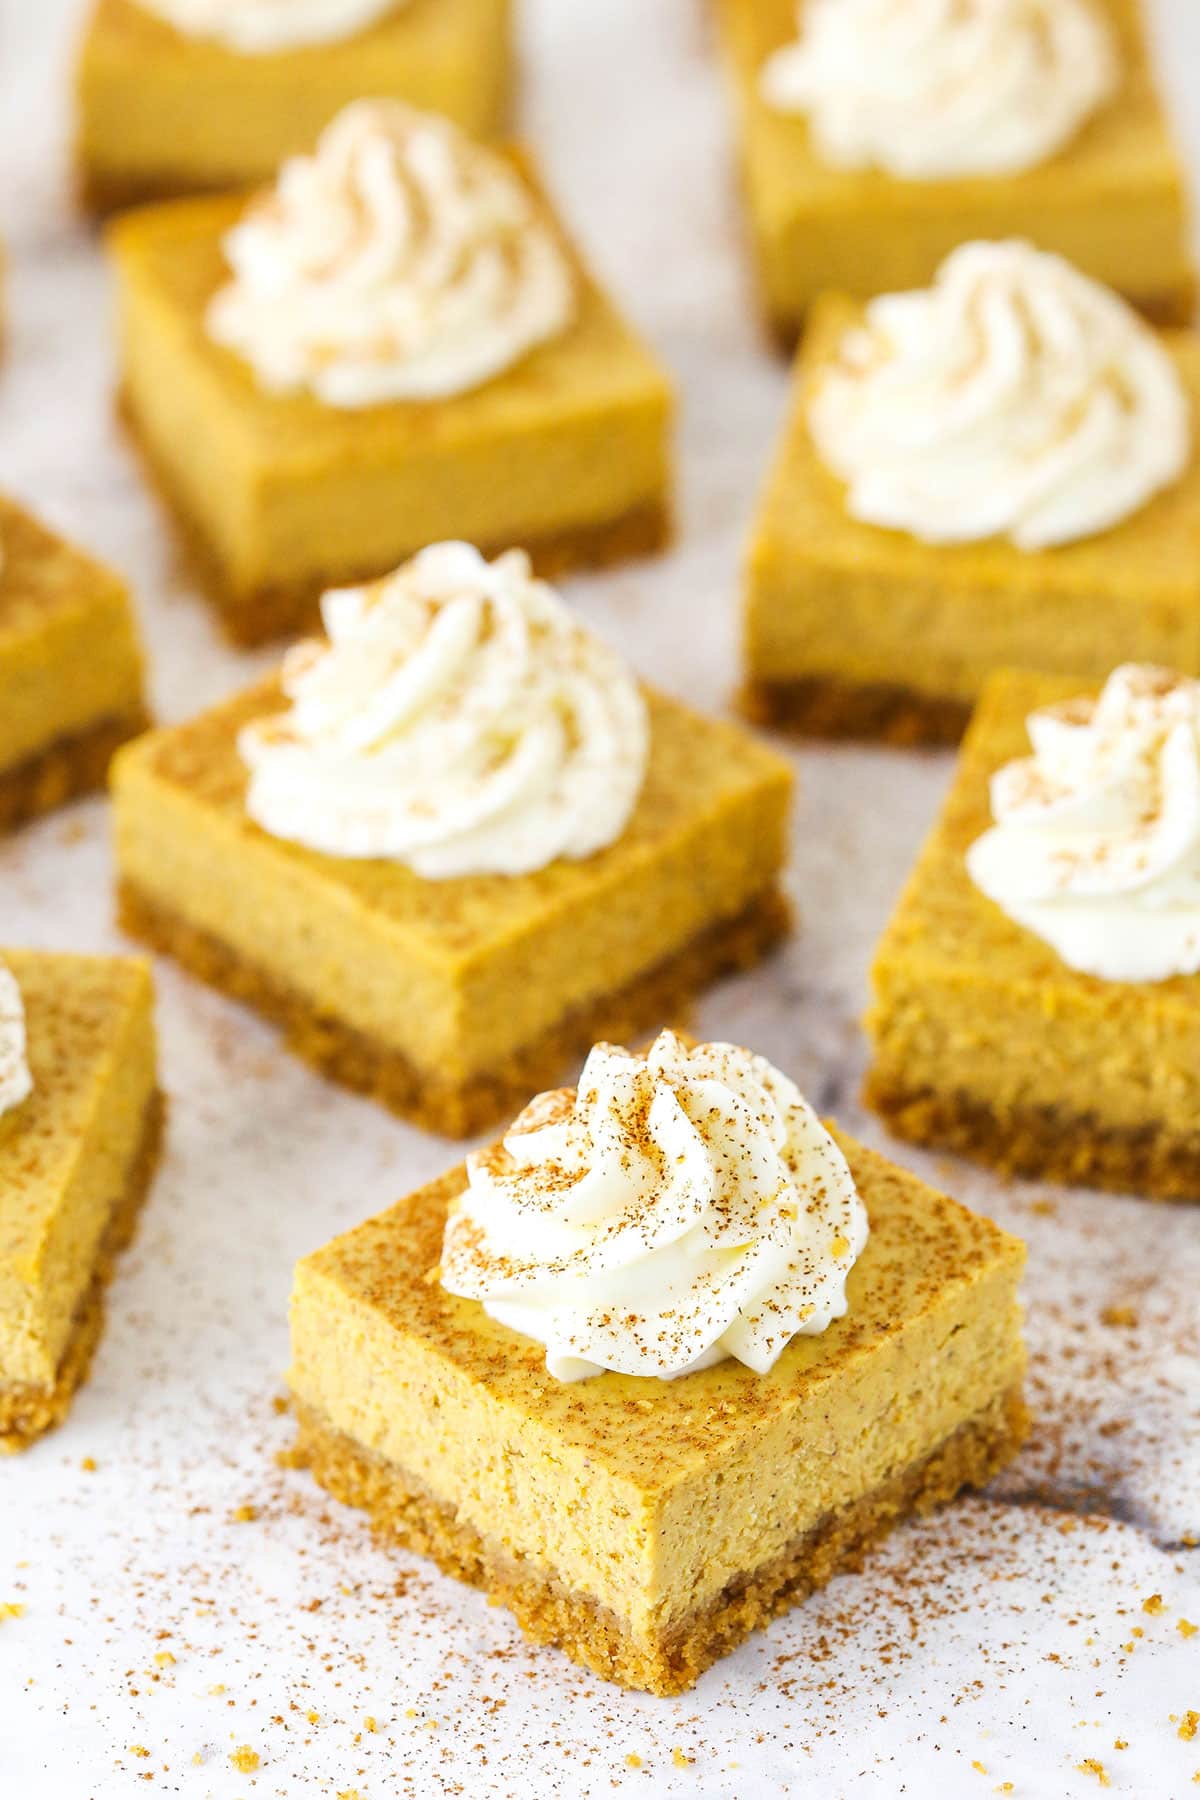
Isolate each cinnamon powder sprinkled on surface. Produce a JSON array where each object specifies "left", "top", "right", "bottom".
[{"left": 3, "top": 10, "right": 1199, "bottom": 1798}]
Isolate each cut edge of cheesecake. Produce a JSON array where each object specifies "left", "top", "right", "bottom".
[
  {"left": 118, "top": 388, "right": 671, "bottom": 647},
  {"left": 861, "top": 664, "right": 1200, "bottom": 1202},
  {"left": 290, "top": 1381, "right": 1027, "bottom": 1695},
  {"left": 756, "top": 278, "right": 1198, "bottom": 362},
  {"left": 0, "top": 1088, "right": 165, "bottom": 1453},
  {"left": 117, "top": 877, "right": 791, "bottom": 1139},
  {"left": 864, "top": 1068, "right": 1200, "bottom": 1203},
  {"left": 0, "top": 708, "right": 150, "bottom": 835},
  {"left": 740, "top": 673, "right": 971, "bottom": 750}
]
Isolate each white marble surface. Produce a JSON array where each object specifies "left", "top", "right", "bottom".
[{"left": 1, "top": 3, "right": 1199, "bottom": 1795}]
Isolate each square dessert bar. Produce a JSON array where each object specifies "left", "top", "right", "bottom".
[
  {"left": 0, "top": 952, "right": 162, "bottom": 1452},
  {"left": 77, "top": 0, "right": 513, "bottom": 213},
  {"left": 290, "top": 1130, "right": 1027, "bottom": 1693},
  {"left": 866, "top": 668, "right": 1200, "bottom": 1200},
  {"left": 0, "top": 495, "right": 148, "bottom": 832},
  {"left": 112, "top": 682, "right": 792, "bottom": 1138},
  {"left": 107, "top": 165, "right": 674, "bottom": 647},
  {"left": 742, "top": 296, "right": 1200, "bottom": 747},
  {"left": 715, "top": 0, "right": 1194, "bottom": 345}
]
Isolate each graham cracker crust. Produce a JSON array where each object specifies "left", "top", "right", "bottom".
[
  {"left": 291, "top": 1381, "right": 1028, "bottom": 1694},
  {"left": 741, "top": 673, "right": 971, "bottom": 749},
  {"left": 0, "top": 709, "right": 149, "bottom": 835},
  {"left": 0, "top": 1089, "right": 166, "bottom": 1453},
  {"left": 80, "top": 166, "right": 211, "bottom": 219},
  {"left": 864, "top": 1071, "right": 1200, "bottom": 1204},
  {"left": 117, "top": 878, "right": 791, "bottom": 1139},
  {"left": 118, "top": 391, "right": 672, "bottom": 648},
  {"left": 763, "top": 277, "right": 1197, "bottom": 355}
]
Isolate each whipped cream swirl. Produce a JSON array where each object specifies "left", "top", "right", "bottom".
[
  {"left": 135, "top": 0, "right": 405, "bottom": 55},
  {"left": 441, "top": 1031, "right": 869, "bottom": 1383},
  {"left": 0, "top": 961, "right": 33, "bottom": 1120},
  {"left": 760, "top": 0, "right": 1117, "bottom": 181},
  {"left": 207, "top": 100, "right": 575, "bottom": 407},
  {"left": 809, "top": 242, "right": 1191, "bottom": 551},
  {"left": 967, "top": 665, "right": 1200, "bottom": 982},
  {"left": 239, "top": 542, "right": 649, "bottom": 877}
]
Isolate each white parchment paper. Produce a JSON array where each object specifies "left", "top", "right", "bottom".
[{"left": 1, "top": 3, "right": 1198, "bottom": 1794}]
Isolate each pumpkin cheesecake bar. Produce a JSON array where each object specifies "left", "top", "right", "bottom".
[
  {"left": 866, "top": 664, "right": 1200, "bottom": 1200},
  {"left": 108, "top": 102, "right": 674, "bottom": 647},
  {"left": 0, "top": 951, "right": 162, "bottom": 1452},
  {"left": 743, "top": 243, "right": 1199, "bottom": 746},
  {"left": 76, "top": 0, "right": 513, "bottom": 214},
  {"left": 289, "top": 1030, "right": 1028, "bottom": 1693},
  {"left": 716, "top": 0, "right": 1193, "bottom": 346},
  {"left": 112, "top": 543, "right": 792, "bottom": 1137},
  {"left": 0, "top": 495, "right": 148, "bottom": 832}
]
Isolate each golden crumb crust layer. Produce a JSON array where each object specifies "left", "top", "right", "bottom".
[
  {"left": 80, "top": 167, "right": 216, "bottom": 218},
  {"left": 864, "top": 1071, "right": 1200, "bottom": 1203},
  {"left": 118, "top": 394, "right": 671, "bottom": 649},
  {"left": 759, "top": 280, "right": 1198, "bottom": 356},
  {"left": 0, "top": 710, "right": 149, "bottom": 833},
  {"left": 0, "top": 1089, "right": 165, "bottom": 1453},
  {"left": 741, "top": 674, "right": 971, "bottom": 749},
  {"left": 118, "top": 879, "right": 790, "bottom": 1138},
  {"left": 292, "top": 1383, "right": 1028, "bottom": 1694}
]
